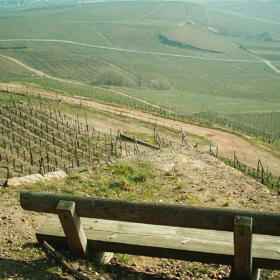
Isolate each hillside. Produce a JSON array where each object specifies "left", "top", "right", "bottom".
[
  {"left": 0, "top": 56, "right": 35, "bottom": 80},
  {"left": 205, "top": 1, "right": 280, "bottom": 24},
  {"left": 1, "top": 1, "right": 280, "bottom": 280},
  {"left": 1, "top": 146, "right": 279, "bottom": 280},
  {"left": 0, "top": 149, "right": 279, "bottom": 280},
  {"left": 0, "top": 1, "right": 279, "bottom": 148},
  {"left": 0, "top": 83, "right": 280, "bottom": 280},
  {"left": 1, "top": 83, "right": 280, "bottom": 173}
]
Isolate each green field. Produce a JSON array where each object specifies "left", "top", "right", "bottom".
[
  {"left": 0, "top": 1, "right": 279, "bottom": 145},
  {"left": 202, "top": 1, "right": 280, "bottom": 39},
  {"left": 0, "top": 56, "right": 35, "bottom": 79},
  {"left": 0, "top": 40, "right": 279, "bottom": 103},
  {"left": 205, "top": 1, "right": 280, "bottom": 23}
]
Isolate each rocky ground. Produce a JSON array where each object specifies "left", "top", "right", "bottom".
[
  {"left": 126, "top": 147, "right": 279, "bottom": 211},
  {"left": 0, "top": 147, "right": 279, "bottom": 280}
]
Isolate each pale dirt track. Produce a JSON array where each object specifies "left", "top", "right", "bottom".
[
  {"left": 1, "top": 82, "right": 280, "bottom": 176},
  {"left": 263, "top": 60, "right": 280, "bottom": 74},
  {"left": 0, "top": 38, "right": 263, "bottom": 63}
]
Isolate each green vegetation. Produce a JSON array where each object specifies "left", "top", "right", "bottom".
[
  {"left": 123, "top": 131, "right": 158, "bottom": 146},
  {"left": 194, "top": 111, "right": 280, "bottom": 144},
  {"left": 192, "top": 3, "right": 280, "bottom": 40},
  {"left": 1, "top": 3, "right": 280, "bottom": 279},
  {"left": 0, "top": 1, "right": 279, "bottom": 148},
  {"left": 0, "top": 56, "right": 35, "bottom": 80},
  {"left": 0, "top": 91, "right": 27, "bottom": 103},
  {"left": 206, "top": 1, "right": 280, "bottom": 24},
  {"left": 0, "top": 46, "right": 27, "bottom": 49},
  {"left": 158, "top": 34, "right": 224, "bottom": 54},
  {"left": 17, "top": 160, "right": 195, "bottom": 205}
]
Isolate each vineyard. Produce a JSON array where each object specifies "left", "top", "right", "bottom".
[
  {"left": 209, "top": 145, "right": 280, "bottom": 192},
  {"left": 1, "top": 87, "right": 280, "bottom": 194},
  {"left": 191, "top": 111, "right": 280, "bottom": 145},
  {"left": 1, "top": 41, "right": 279, "bottom": 105},
  {"left": 0, "top": 1, "right": 279, "bottom": 128},
  {"left": 0, "top": 56, "right": 35, "bottom": 80},
  {"left": 0, "top": 0, "right": 279, "bottom": 173},
  {"left": 0, "top": 96, "right": 164, "bottom": 185},
  {"left": 207, "top": 1, "right": 280, "bottom": 23},
  {"left": 1, "top": 84, "right": 280, "bottom": 150},
  {"left": 1, "top": 2, "right": 280, "bottom": 280}
]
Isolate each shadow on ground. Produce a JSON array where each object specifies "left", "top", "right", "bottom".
[{"left": 0, "top": 242, "right": 230, "bottom": 280}]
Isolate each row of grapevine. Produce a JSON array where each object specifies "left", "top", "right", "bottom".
[
  {"left": 209, "top": 146, "right": 280, "bottom": 192},
  {"left": 193, "top": 111, "right": 280, "bottom": 144},
  {"left": 0, "top": 96, "right": 164, "bottom": 184},
  {"left": 2, "top": 85, "right": 280, "bottom": 147}
]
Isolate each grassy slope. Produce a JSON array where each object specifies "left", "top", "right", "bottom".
[
  {"left": 188, "top": 3, "right": 280, "bottom": 39},
  {"left": 206, "top": 1, "right": 280, "bottom": 23},
  {"left": 0, "top": 3, "right": 256, "bottom": 60}
]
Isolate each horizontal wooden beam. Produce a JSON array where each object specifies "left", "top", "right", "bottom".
[
  {"left": 20, "top": 191, "right": 280, "bottom": 235},
  {"left": 36, "top": 216, "right": 280, "bottom": 270},
  {"left": 120, "top": 134, "right": 160, "bottom": 150}
]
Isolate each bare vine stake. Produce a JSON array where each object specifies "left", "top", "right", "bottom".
[
  {"left": 181, "top": 128, "right": 187, "bottom": 146},
  {"left": 6, "top": 167, "right": 10, "bottom": 179},
  {"left": 115, "top": 137, "right": 118, "bottom": 157},
  {"left": 124, "top": 140, "right": 128, "bottom": 156},
  {"left": 85, "top": 114, "right": 89, "bottom": 134},
  {"left": 119, "top": 136, "right": 123, "bottom": 155},
  {"left": 133, "top": 137, "right": 137, "bottom": 155},
  {"left": 30, "top": 150, "right": 33, "bottom": 166}
]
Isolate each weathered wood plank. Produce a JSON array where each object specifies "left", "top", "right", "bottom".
[
  {"left": 56, "top": 200, "right": 87, "bottom": 257},
  {"left": 21, "top": 191, "right": 280, "bottom": 235},
  {"left": 120, "top": 134, "right": 160, "bottom": 150},
  {"left": 36, "top": 216, "right": 280, "bottom": 269},
  {"left": 233, "top": 216, "right": 253, "bottom": 279}
]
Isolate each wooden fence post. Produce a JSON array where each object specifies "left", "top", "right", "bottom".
[{"left": 232, "top": 216, "right": 259, "bottom": 280}]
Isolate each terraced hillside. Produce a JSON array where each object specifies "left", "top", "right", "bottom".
[
  {"left": 0, "top": 1, "right": 279, "bottom": 149},
  {"left": 0, "top": 2, "right": 279, "bottom": 95}
]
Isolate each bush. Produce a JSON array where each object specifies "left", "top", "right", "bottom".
[{"left": 108, "top": 177, "right": 130, "bottom": 191}]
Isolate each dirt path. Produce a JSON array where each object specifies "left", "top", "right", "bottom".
[
  {"left": 239, "top": 45, "right": 280, "bottom": 74},
  {"left": 140, "top": 0, "right": 167, "bottom": 19},
  {"left": 1, "top": 82, "right": 280, "bottom": 176},
  {"left": 0, "top": 55, "right": 46, "bottom": 77},
  {"left": 263, "top": 60, "right": 280, "bottom": 74},
  {"left": 0, "top": 38, "right": 262, "bottom": 63}
]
